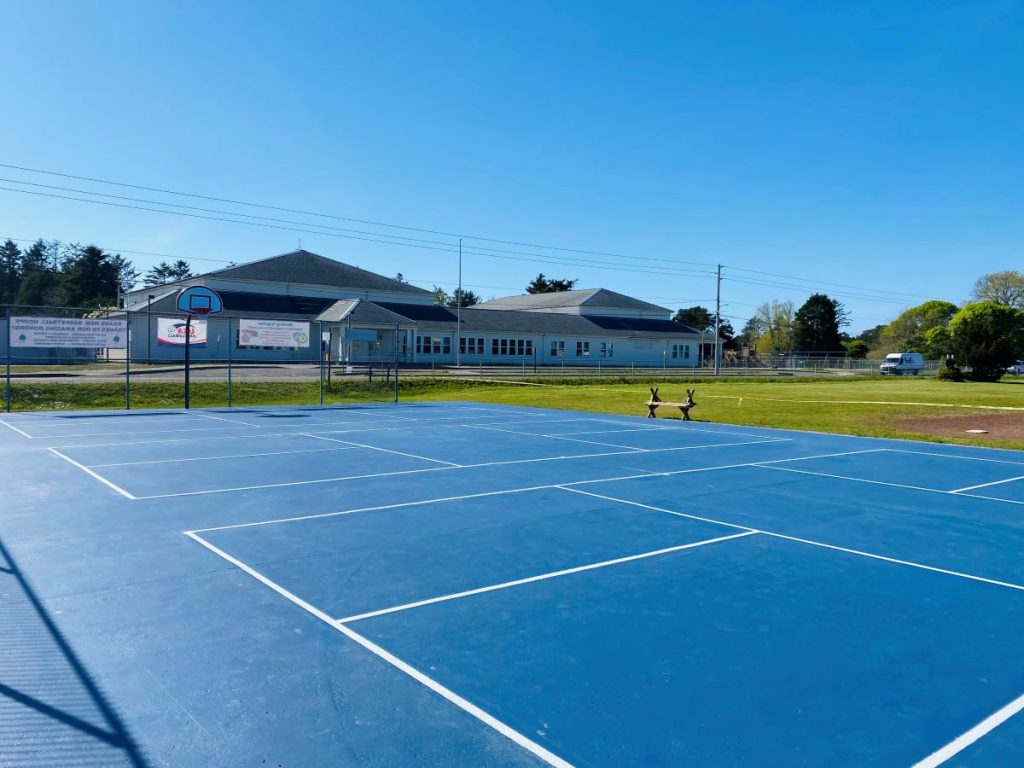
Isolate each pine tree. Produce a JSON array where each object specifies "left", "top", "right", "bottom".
[{"left": 0, "top": 239, "right": 21, "bottom": 303}]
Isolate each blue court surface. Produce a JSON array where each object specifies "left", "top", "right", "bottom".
[{"left": 1, "top": 401, "right": 1023, "bottom": 767}]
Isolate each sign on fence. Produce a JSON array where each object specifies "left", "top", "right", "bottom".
[
  {"left": 9, "top": 316, "right": 127, "bottom": 348},
  {"left": 157, "top": 317, "right": 207, "bottom": 347},
  {"left": 239, "top": 318, "right": 310, "bottom": 348}
]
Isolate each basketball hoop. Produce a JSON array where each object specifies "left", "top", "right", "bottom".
[{"left": 174, "top": 286, "right": 224, "bottom": 409}]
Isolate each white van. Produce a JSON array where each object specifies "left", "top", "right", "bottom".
[{"left": 880, "top": 352, "right": 924, "bottom": 376}]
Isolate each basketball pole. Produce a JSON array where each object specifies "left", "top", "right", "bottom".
[{"left": 184, "top": 314, "right": 192, "bottom": 409}]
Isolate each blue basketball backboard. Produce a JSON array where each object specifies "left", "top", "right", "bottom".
[{"left": 176, "top": 286, "right": 224, "bottom": 315}]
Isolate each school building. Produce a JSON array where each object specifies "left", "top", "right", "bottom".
[{"left": 121, "top": 250, "right": 706, "bottom": 366}]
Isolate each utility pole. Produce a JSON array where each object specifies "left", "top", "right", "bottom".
[
  {"left": 456, "top": 237, "right": 462, "bottom": 367},
  {"left": 714, "top": 264, "right": 722, "bottom": 375}
]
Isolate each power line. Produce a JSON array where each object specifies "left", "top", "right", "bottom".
[
  {"left": 0, "top": 185, "right": 719, "bottom": 281},
  {"left": 0, "top": 162, "right": 717, "bottom": 269},
  {"left": 724, "top": 264, "right": 931, "bottom": 302}
]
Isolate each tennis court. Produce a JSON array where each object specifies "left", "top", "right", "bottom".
[{"left": 1, "top": 401, "right": 1023, "bottom": 767}]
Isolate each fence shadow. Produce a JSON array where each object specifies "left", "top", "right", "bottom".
[{"left": 0, "top": 537, "right": 149, "bottom": 768}]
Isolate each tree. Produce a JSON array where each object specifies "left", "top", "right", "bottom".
[
  {"left": 949, "top": 302, "right": 1024, "bottom": 381},
  {"left": 393, "top": 272, "right": 407, "bottom": 284},
  {"left": 673, "top": 306, "right": 711, "bottom": 332},
  {"left": 0, "top": 239, "right": 21, "bottom": 303},
  {"left": 923, "top": 325, "right": 952, "bottom": 360},
  {"left": 855, "top": 324, "right": 885, "bottom": 346},
  {"left": 753, "top": 299, "right": 796, "bottom": 352},
  {"left": 431, "top": 285, "right": 449, "bottom": 306},
  {"left": 62, "top": 245, "right": 119, "bottom": 307},
  {"left": 793, "top": 293, "right": 847, "bottom": 352},
  {"left": 110, "top": 254, "right": 140, "bottom": 298},
  {"left": 875, "top": 300, "right": 959, "bottom": 353},
  {"left": 145, "top": 259, "right": 193, "bottom": 286},
  {"left": 971, "top": 271, "right": 1024, "bottom": 310},
  {"left": 446, "top": 288, "right": 480, "bottom": 308},
  {"left": 19, "top": 239, "right": 49, "bottom": 274},
  {"left": 844, "top": 339, "right": 870, "bottom": 359},
  {"left": 15, "top": 270, "right": 65, "bottom": 306},
  {"left": 526, "top": 273, "right": 577, "bottom": 293}
]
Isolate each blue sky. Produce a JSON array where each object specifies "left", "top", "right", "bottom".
[{"left": 1, "top": 0, "right": 1020, "bottom": 332}]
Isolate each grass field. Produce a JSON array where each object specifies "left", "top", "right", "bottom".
[{"left": 4, "top": 375, "right": 1024, "bottom": 449}]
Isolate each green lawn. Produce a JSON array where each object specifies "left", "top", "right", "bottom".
[{"left": 3, "top": 375, "right": 1023, "bottom": 450}]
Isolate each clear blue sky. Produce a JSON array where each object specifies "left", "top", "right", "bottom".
[{"left": 1, "top": 0, "right": 1021, "bottom": 333}]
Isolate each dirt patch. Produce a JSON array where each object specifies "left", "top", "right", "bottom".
[{"left": 895, "top": 412, "right": 1024, "bottom": 443}]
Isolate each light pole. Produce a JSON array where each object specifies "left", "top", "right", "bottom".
[{"left": 455, "top": 238, "right": 462, "bottom": 367}]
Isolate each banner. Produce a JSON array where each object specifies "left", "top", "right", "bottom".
[
  {"left": 238, "top": 318, "right": 310, "bottom": 348},
  {"left": 9, "top": 316, "right": 127, "bottom": 348},
  {"left": 157, "top": 317, "right": 207, "bottom": 347}
]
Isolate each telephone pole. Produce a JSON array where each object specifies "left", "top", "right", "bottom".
[{"left": 714, "top": 264, "right": 722, "bottom": 375}]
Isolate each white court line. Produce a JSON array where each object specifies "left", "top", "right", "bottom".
[
  {"left": 89, "top": 445, "right": 359, "bottom": 467},
  {"left": 756, "top": 464, "right": 948, "bottom": 494},
  {"left": 188, "top": 446, "right": 872, "bottom": 530},
  {"left": 884, "top": 447, "right": 1024, "bottom": 467},
  {"left": 0, "top": 418, "right": 33, "bottom": 438},
  {"left": 541, "top": 434, "right": 648, "bottom": 450},
  {"left": 185, "top": 531, "right": 574, "bottom": 768},
  {"left": 560, "top": 487, "right": 1024, "bottom": 593},
  {"left": 301, "top": 433, "right": 462, "bottom": 467},
  {"left": 190, "top": 412, "right": 266, "bottom": 428},
  {"left": 338, "top": 531, "right": 757, "bottom": 623},
  {"left": 47, "top": 448, "right": 136, "bottom": 500},
  {"left": 949, "top": 474, "right": 1024, "bottom": 494},
  {"left": 140, "top": 438, "right": 790, "bottom": 500},
  {"left": 50, "top": 431, "right": 328, "bottom": 449},
  {"left": 27, "top": 425, "right": 247, "bottom": 440},
  {"left": 912, "top": 691, "right": 1024, "bottom": 768}
]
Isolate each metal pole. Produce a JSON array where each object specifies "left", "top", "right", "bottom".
[
  {"left": 184, "top": 314, "right": 192, "bottom": 409},
  {"left": 318, "top": 320, "right": 324, "bottom": 406},
  {"left": 147, "top": 295, "right": 153, "bottom": 365},
  {"left": 393, "top": 322, "right": 399, "bottom": 403},
  {"left": 227, "top": 317, "right": 233, "bottom": 407},
  {"left": 4, "top": 305, "right": 10, "bottom": 413},
  {"left": 125, "top": 314, "right": 131, "bottom": 410},
  {"left": 456, "top": 238, "right": 462, "bottom": 368},
  {"left": 714, "top": 264, "right": 722, "bottom": 375}
]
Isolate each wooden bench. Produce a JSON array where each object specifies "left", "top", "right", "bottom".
[{"left": 644, "top": 387, "right": 696, "bottom": 420}]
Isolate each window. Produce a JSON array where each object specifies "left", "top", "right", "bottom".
[
  {"left": 525, "top": 340, "right": 533, "bottom": 356},
  {"left": 670, "top": 343, "right": 690, "bottom": 360},
  {"left": 492, "top": 338, "right": 499, "bottom": 355},
  {"left": 600, "top": 342, "right": 613, "bottom": 358},
  {"left": 417, "top": 335, "right": 452, "bottom": 355},
  {"left": 460, "top": 337, "right": 485, "bottom": 355},
  {"left": 576, "top": 341, "right": 590, "bottom": 357},
  {"left": 551, "top": 340, "right": 565, "bottom": 357}
]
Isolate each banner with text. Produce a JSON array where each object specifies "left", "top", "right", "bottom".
[
  {"left": 157, "top": 317, "right": 207, "bottom": 347},
  {"left": 239, "top": 318, "right": 310, "bottom": 348},
  {"left": 9, "top": 316, "right": 127, "bottom": 348}
]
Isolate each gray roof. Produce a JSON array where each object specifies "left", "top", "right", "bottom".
[
  {"left": 371, "top": 303, "right": 698, "bottom": 339},
  {"left": 203, "top": 250, "right": 430, "bottom": 294},
  {"left": 318, "top": 299, "right": 413, "bottom": 326},
  {"left": 475, "top": 288, "right": 669, "bottom": 315}
]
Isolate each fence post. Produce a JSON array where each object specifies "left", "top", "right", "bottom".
[
  {"left": 125, "top": 313, "right": 131, "bottom": 410},
  {"left": 318, "top": 321, "right": 324, "bottom": 406},
  {"left": 4, "top": 305, "right": 10, "bottom": 413}
]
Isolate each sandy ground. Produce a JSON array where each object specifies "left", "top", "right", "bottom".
[{"left": 895, "top": 412, "right": 1024, "bottom": 443}]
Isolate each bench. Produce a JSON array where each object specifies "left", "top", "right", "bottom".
[{"left": 644, "top": 387, "right": 696, "bottom": 420}]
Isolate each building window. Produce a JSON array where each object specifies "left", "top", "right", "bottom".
[
  {"left": 576, "top": 341, "right": 590, "bottom": 357},
  {"left": 460, "top": 337, "right": 485, "bottom": 355},
  {"left": 551, "top": 340, "right": 565, "bottom": 357},
  {"left": 600, "top": 342, "right": 613, "bottom": 358},
  {"left": 670, "top": 343, "right": 690, "bottom": 360},
  {"left": 525, "top": 340, "right": 533, "bottom": 356}
]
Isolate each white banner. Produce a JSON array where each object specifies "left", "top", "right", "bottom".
[
  {"left": 238, "top": 318, "right": 310, "bottom": 348},
  {"left": 157, "top": 317, "right": 207, "bottom": 347},
  {"left": 9, "top": 316, "right": 127, "bottom": 348}
]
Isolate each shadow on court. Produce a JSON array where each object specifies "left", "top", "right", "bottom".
[{"left": 0, "top": 537, "right": 148, "bottom": 768}]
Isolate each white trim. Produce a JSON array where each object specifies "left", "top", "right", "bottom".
[
  {"left": 756, "top": 464, "right": 946, "bottom": 493},
  {"left": 338, "top": 531, "right": 757, "bottom": 623},
  {"left": 884, "top": 447, "right": 1024, "bottom": 466},
  {"left": 190, "top": 412, "right": 266, "bottom": 428},
  {"left": 185, "top": 532, "right": 574, "bottom": 768},
  {"left": 911, "top": 691, "right": 1024, "bottom": 767},
  {"left": 47, "top": 448, "right": 136, "bottom": 500}
]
